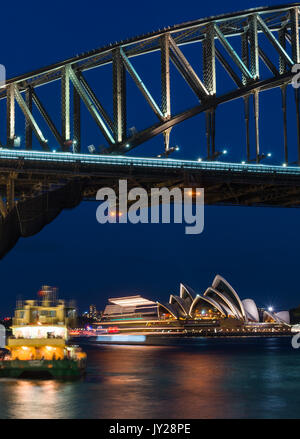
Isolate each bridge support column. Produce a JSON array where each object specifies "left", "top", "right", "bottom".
[
  {"left": 113, "top": 49, "right": 127, "bottom": 143},
  {"left": 6, "top": 84, "right": 15, "bottom": 148},
  {"left": 163, "top": 129, "right": 171, "bottom": 154},
  {"left": 290, "top": 7, "right": 300, "bottom": 65},
  {"left": 205, "top": 108, "right": 215, "bottom": 160},
  {"left": 281, "top": 85, "right": 288, "bottom": 164},
  {"left": 241, "top": 30, "right": 251, "bottom": 163},
  {"left": 253, "top": 90, "right": 260, "bottom": 163},
  {"left": 61, "top": 65, "right": 71, "bottom": 148},
  {"left": 244, "top": 96, "right": 250, "bottom": 162},
  {"left": 161, "top": 34, "right": 171, "bottom": 154},
  {"left": 294, "top": 87, "right": 300, "bottom": 165},
  {"left": 73, "top": 76, "right": 81, "bottom": 153}
]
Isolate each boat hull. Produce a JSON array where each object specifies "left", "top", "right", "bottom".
[
  {"left": 0, "top": 359, "right": 86, "bottom": 380},
  {"left": 84, "top": 331, "right": 291, "bottom": 346}
]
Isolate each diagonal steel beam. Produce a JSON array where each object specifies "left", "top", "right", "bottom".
[
  {"left": 119, "top": 48, "right": 164, "bottom": 120},
  {"left": 31, "top": 89, "right": 64, "bottom": 147},
  {"left": 258, "top": 46, "right": 278, "bottom": 76},
  {"left": 78, "top": 72, "right": 114, "bottom": 133},
  {"left": 13, "top": 84, "right": 49, "bottom": 150},
  {"left": 214, "top": 24, "right": 253, "bottom": 81},
  {"left": 68, "top": 65, "right": 115, "bottom": 144},
  {"left": 216, "top": 47, "right": 243, "bottom": 88},
  {"left": 169, "top": 35, "right": 209, "bottom": 100},
  {"left": 257, "top": 14, "right": 294, "bottom": 67},
  {"left": 106, "top": 72, "right": 294, "bottom": 155},
  {"left": 25, "top": 88, "right": 33, "bottom": 150}
]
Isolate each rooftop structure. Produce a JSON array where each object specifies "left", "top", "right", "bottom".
[
  {"left": 102, "top": 295, "right": 158, "bottom": 322},
  {"left": 13, "top": 285, "right": 77, "bottom": 328},
  {"left": 157, "top": 275, "right": 290, "bottom": 325}
]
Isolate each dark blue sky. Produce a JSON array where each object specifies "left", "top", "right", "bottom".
[{"left": 1, "top": 0, "right": 300, "bottom": 315}]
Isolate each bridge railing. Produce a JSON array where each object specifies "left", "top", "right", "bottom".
[{"left": 1, "top": 149, "right": 300, "bottom": 176}]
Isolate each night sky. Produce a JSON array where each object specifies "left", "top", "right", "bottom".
[{"left": 1, "top": 0, "right": 299, "bottom": 315}]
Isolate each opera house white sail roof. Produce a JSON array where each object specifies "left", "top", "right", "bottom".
[
  {"left": 102, "top": 275, "right": 290, "bottom": 327},
  {"left": 157, "top": 275, "right": 290, "bottom": 325}
]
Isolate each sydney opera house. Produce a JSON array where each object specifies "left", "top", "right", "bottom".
[{"left": 99, "top": 275, "right": 291, "bottom": 335}]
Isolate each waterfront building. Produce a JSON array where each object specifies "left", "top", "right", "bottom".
[{"left": 98, "top": 275, "right": 291, "bottom": 335}]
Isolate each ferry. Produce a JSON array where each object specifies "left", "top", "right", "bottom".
[{"left": 0, "top": 286, "right": 86, "bottom": 379}]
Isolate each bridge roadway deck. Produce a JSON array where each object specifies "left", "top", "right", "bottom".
[{"left": 0, "top": 150, "right": 300, "bottom": 207}]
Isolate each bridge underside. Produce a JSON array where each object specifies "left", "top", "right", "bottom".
[
  {"left": 1, "top": 155, "right": 300, "bottom": 208},
  {"left": 0, "top": 153, "right": 299, "bottom": 258}
]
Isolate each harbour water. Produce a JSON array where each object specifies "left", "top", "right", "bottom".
[{"left": 0, "top": 337, "right": 299, "bottom": 419}]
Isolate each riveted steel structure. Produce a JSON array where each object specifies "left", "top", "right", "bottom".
[
  {"left": 0, "top": 4, "right": 299, "bottom": 158},
  {"left": 1, "top": 4, "right": 300, "bottom": 257}
]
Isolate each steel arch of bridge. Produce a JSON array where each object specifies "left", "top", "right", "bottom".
[{"left": 2, "top": 4, "right": 300, "bottom": 163}]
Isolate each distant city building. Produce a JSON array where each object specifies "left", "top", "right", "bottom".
[{"left": 89, "top": 304, "right": 98, "bottom": 320}]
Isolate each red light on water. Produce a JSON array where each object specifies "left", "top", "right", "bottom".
[{"left": 108, "top": 327, "right": 119, "bottom": 334}]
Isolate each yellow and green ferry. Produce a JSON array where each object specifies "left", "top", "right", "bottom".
[{"left": 0, "top": 286, "right": 86, "bottom": 379}]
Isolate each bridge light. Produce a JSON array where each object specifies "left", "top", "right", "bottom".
[
  {"left": 268, "top": 306, "right": 274, "bottom": 312},
  {"left": 109, "top": 211, "right": 123, "bottom": 218},
  {"left": 223, "top": 149, "right": 228, "bottom": 155},
  {"left": 53, "top": 149, "right": 56, "bottom": 153},
  {"left": 241, "top": 161, "right": 246, "bottom": 164},
  {"left": 88, "top": 144, "right": 96, "bottom": 154},
  {"left": 282, "top": 163, "right": 287, "bottom": 167},
  {"left": 14, "top": 136, "right": 21, "bottom": 147},
  {"left": 175, "top": 146, "right": 180, "bottom": 151},
  {"left": 126, "top": 144, "right": 130, "bottom": 148},
  {"left": 197, "top": 158, "right": 202, "bottom": 162},
  {"left": 267, "top": 153, "right": 272, "bottom": 157}
]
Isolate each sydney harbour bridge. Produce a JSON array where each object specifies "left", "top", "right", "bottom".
[{"left": 1, "top": 3, "right": 300, "bottom": 257}]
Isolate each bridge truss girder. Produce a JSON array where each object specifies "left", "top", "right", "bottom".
[{"left": 0, "top": 4, "right": 300, "bottom": 166}]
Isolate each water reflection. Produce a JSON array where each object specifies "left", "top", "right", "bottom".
[
  {"left": 0, "top": 380, "right": 72, "bottom": 419},
  {"left": 0, "top": 337, "right": 299, "bottom": 419}
]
